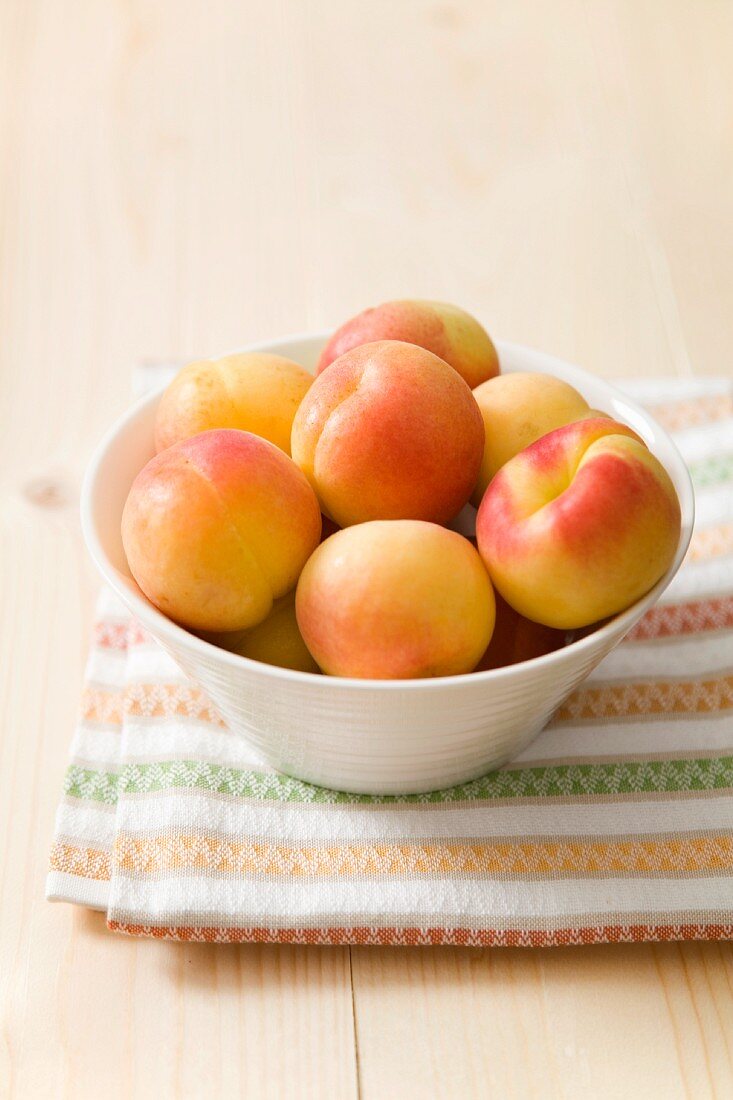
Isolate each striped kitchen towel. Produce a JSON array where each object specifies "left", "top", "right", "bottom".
[{"left": 47, "top": 376, "right": 733, "bottom": 946}]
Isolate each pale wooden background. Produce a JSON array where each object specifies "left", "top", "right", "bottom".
[{"left": 1, "top": 1, "right": 732, "bottom": 1097}]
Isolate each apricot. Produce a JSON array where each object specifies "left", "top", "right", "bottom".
[
  {"left": 317, "top": 300, "right": 499, "bottom": 388},
  {"left": 472, "top": 372, "right": 591, "bottom": 503},
  {"left": 296, "top": 520, "right": 495, "bottom": 679},
  {"left": 291, "top": 340, "right": 484, "bottom": 527},
  {"left": 122, "top": 429, "right": 321, "bottom": 632},
  {"left": 155, "top": 352, "right": 312, "bottom": 455},
  {"left": 204, "top": 591, "right": 320, "bottom": 674},
  {"left": 476, "top": 418, "right": 681, "bottom": 629}
]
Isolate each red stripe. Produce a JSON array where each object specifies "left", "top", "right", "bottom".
[
  {"left": 108, "top": 921, "right": 733, "bottom": 947},
  {"left": 94, "top": 621, "right": 149, "bottom": 650},
  {"left": 648, "top": 393, "right": 733, "bottom": 431},
  {"left": 627, "top": 595, "right": 733, "bottom": 641}
]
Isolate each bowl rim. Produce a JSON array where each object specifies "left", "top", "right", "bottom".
[{"left": 81, "top": 333, "right": 695, "bottom": 691}]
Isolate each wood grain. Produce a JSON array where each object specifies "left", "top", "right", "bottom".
[
  {"left": 0, "top": 1, "right": 731, "bottom": 1097},
  {"left": 351, "top": 943, "right": 733, "bottom": 1099}
]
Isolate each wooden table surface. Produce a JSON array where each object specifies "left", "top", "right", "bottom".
[{"left": 1, "top": 2, "right": 732, "bottom": 1096}]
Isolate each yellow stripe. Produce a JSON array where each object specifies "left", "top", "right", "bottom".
[
  {"left": 49, "top": 841, "right": 111, "bottom": 881},
  {"left": 82, "top": 673, "right": 733, "bottom": 733},
  {"left": 112, "top": 834, "right": 733, "bottom": 877},
  {"left": 556, "top": 673, "right": 733, "bottom": 721}
]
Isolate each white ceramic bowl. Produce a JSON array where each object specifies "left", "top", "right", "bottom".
[{"left": 82, "top": 335, "right": 694, "bottom": 794}]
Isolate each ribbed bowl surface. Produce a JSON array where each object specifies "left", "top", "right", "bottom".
[{"left": 82, "top": 335, "right": 694, "bottom": 794}]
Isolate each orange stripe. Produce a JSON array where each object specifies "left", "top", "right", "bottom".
[
  {"left": 108, "top": 921, "right": 733, "bottom": 947},
  {"left": 113, "top": 834, "right": 733, "bottom": 877},
  {"left": 628, "top": 596, "right": 733, "bottom": 640},
  {"left": 688, "top": 523, "right": 733, "bottom": 562},
  {"left": 556, "top": 673, "right": 733, "bottom": 721},
  {"left": 81, "top": 684, "right": 226, "bottom": 728},
  {"left": 81, "top": 687, "right": 124, "bottom": 725},
  {"left": 124, "top": 683, "right": 226, "bottom": 726},
  {"left": 49, "top": 842, "right": 111, "bottom": 881}
]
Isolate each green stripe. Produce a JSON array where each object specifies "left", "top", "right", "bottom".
[
  {"left": 64, "top": 765, "right": 121, "bottom": 805},
  {"left": 689, "top": 453, "right": 733, "bottom": 489},
  {"left": 64, "top": 756, "right": 733, "bottom": 808}
]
